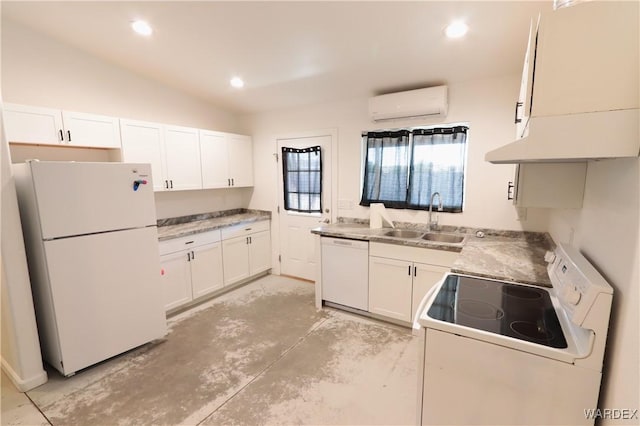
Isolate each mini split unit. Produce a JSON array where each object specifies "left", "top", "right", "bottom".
[{"left": 368, "top": 85, "right": 448, "bottom": 121}]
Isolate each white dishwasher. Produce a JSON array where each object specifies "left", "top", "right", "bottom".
[{"left": 321, "top": 237, "right": 369, "bottom": 311}]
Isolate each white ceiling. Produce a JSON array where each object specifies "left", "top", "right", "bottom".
[{"left": 2, "top": 1, "right": 553, "bottom": 115}]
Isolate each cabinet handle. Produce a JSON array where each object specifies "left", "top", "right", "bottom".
[
  {"left": 414, "top": 266, "right": 417, "bottom": 277},
  {"left": 59, "top": 129, "right": 64, "bottom": 142},
  {"left": 170, "top": 180, "right": 173, "bottom": 189},
  {"left": 408, "top": 266, "right": 411, "bottom": 276},
  {"left": 228, "top": 179, "right": 231, "bottom": 186},
  {"left": 185, "top": 241, "right": 194, "bottom": 245},
  {"left": 249, "top": 236, "right": 252, "bottom": 244},
  {"left": 187, "top": 252, "right": 191, "bottom": 261},
  {"left": 514, "top": 101, "right": 523, "bottom": 124},
  {"left": 165, "top": 180, "right": 169, "bottom": 189},
  {"left": 67, "top": 130, "right": 72, "bottom": 142},
  {"left": 191, "top": 251, "right": 195, "bottom": 260},
  {"left": 231, "top": 178, "right": 235, "bottom": 186},
  {"left": 507, "top": 181, "right": 515, "bottom": 200}
]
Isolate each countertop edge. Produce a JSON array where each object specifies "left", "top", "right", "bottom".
[{"left": 158, "top": 213, "right": 271, "bottom": 241}]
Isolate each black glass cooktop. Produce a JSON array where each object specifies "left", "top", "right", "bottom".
[{"left": 427, "top": 275, "right": 567, "bottom": 349}]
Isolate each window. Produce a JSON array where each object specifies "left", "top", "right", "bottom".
[
  {"left": 361, "top": 126, "right": 468, "bottom": 212},
  {"left": 282, "top": 145, "right": 322, "bottom": 213}
]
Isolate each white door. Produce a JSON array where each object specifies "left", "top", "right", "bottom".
[
  {"left": 44, "top": 227, "right": 166, "bottom": 375},
  {"left": 28, "top": 161, "right": 156, "bottom": 239},
  {"left": 191, "top": 243, "right": 224, "bottom": 298},
  {"left": 222, "top": 236, "right": 250, "bottom": 285},
  {"left": 160, "top": 251, "right": 193, "bottom": 311},
  {"left": 3, "top": 103, "right": 63, "bottom": 145},
  {"left": 369, "top": 256, "right": 413, "bottom": 322},
  {"left": 120, "top": 119, "right": 167, "bottom": 191},
  {"left": 228, "top": 134, "right": 254, "bottom": 187},
  {"left": 164, "top": 125, "right": 202, "bottom": 190},
  {"left": 62, "top": 110, "right": 121, "bottom": 148},
  {"left": 249, "top": 230, "right": 272, "bottom": 275},
  {"left": 411, "top": 263, "right": 449, "bottom": 320},
  {"left": 277, "top": 135, "right": 332, "bottom": 281},
  {"left": 199, "top": 130, "right": 230, "bottom": 189}
]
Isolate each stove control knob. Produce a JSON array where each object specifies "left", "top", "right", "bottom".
[{"left": 564, "top": 285, "right": 581, "bottom": 305}]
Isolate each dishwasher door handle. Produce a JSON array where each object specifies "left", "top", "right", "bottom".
[{"left": 332, "top": 240, "right": 353, "bottom": 246}]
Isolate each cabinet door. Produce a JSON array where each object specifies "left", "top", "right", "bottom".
[
  {"left": 411, "top": 263, "right": 449, "bottom": 321},
  {"left": 516, "top": 17, "right": 539, "bottom": 140},
  {"left": 62, "top": 110, "right": 121, "bottom": 148},
  {"left": 3, "top": 103, "right": 63, "bottom": 145},
  {"left": 120, "top": 119, "right": 167, "bottom": 191},
  {"left": 227, "top": 134, "right": 253, "bottom": 187},
  {"left": 160, "top": 251, "right": 192, "bottom": 311},
  {"left": 190, "top": 242, "right": 224, "bottom": 299},
  {"left": 249, "top": 230, "right": 271, "bottom": 275},
  {"left": 514, "top": 163, "right": 586, "bottom": 208},
  {"left": 199, "top": 130, "right": 230, "bottom": 189},
  {"left": 369, "top": 256, "right": 413, "bottom": 322},
  {"left": 222, "top": 236, "right": 250, "bottom": 285},
  {"left": 164, "top": 125, "right": 202, "bottom": 190}
]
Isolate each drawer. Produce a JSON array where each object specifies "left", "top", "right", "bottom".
[
  {"left": 221, "top": 220, "right": 270, "bottom": 240},
  {"left": 159, "top": 229, "right": 221, "bottom": 255},
  {"left": 369, "top": 242, "right": 459, "bottom": 267}
]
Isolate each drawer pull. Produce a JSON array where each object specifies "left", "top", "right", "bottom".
[{"left": 185, "top": 241, "right": 194, "bottom": 245}]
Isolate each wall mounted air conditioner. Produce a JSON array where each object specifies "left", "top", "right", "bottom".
[{"left": 368, "top": 86, "right": 448, "bottom": 122}]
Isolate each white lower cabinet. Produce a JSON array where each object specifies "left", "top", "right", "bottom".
[
  {"left": 159, "top": 230, "right": 223, "bottom": 312},
  {"left": 221, "top": 221, "right": 271, "bottom": 286},
  {"left": 160, "top": 250, "right": 193, "bottom": 311},
  {"left": 369, "top": 243, "right": 459, "bottom": 323},
  {"left": 369, "top": 257, "right": 413, "bottom": 322}
]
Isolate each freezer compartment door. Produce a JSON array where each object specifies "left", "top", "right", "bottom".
[
  {"left": 29, "top": 161, "right": 156, "bottom": 239},
  {"left": 43, "top": 226, "right": 166, "bottom": 375}
]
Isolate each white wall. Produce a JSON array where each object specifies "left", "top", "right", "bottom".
[
  {"left": 2, "top": 19, "right": 243, "bottom": 133},
  {"left": 548, "top": 158, "right": 639, "bottom": 423},
  {"left": 1, "top": 108, "right": 47, "bottom": 391},
  {"left": 2, "top": 19, "right": 251, "bottom": 219},
  {"left": 245, "top": 75, "right": 549, "bottom": 270}
]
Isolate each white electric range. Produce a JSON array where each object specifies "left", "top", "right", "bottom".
[{"left": 413, "top": 243, "right": 613, "bottom": 425}]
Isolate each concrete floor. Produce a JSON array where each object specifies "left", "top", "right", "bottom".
[{"left": 1, "top": 275, "right": 419, "bottom": 425}]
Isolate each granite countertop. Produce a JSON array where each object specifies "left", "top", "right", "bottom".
[
  {"left": 311, "top": 223, "right": 553, "bottom": 287},
  {"left": 157, "top": 209, "right": 271, "bottom": 241}
]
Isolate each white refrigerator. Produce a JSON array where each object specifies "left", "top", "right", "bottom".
[{"left": 14, "top": 160, "right": 167, "bottom": 376}]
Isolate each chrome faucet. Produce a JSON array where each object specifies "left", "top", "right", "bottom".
[{"left": 428, "top": 192, "right": 443, "bottom": 232}]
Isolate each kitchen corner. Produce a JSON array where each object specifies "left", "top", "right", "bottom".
[{"left": 312, "top": 219, "right": 554, "bottom": 287}]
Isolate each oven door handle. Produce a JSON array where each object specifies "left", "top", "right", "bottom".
[{"left": 412, "top": 280, "right": 443, "bottom": 336}]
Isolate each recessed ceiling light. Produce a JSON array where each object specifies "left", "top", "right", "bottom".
[
  {"left": 230, "top": 77, "right": 244, "bottom": 89},
  {"left": 131, "top": 20, "right": 153, "bottom": 37},
  {"left": 445, "top": 21, "right": 468, "bottom": 38}
]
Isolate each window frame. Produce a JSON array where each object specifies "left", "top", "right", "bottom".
[{"left": 359, "top": 123, "right": 469, "bottom": 212}]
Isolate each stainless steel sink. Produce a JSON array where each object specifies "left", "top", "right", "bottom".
[
  {"left": 421, "top": 233, "right": 465, "bottom": 244},
  {"left": 383, "top": 229, "right": 424, "bottom": 239}
]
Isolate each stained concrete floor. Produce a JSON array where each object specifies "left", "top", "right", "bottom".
[{"left": 1, "top": 275, "right": 419, "bottom": 425}]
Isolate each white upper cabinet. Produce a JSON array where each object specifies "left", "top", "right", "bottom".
[
  {"left": 227, "top": 134, "right": 254, "bottom": 187},
  {"left": 200, "top": 130, "right": 254, "bottom": 189},
  {"left": 200, "top": 130, "right": 230, "bottom": 188},
  {"left": 4, "top": 103, "right": 121, "bottom": 148},
  {"left": 163, "top": 125, "right": 202, "bottom": 191},
  {"left": 120, "top": 119, "right": 166, "bottom": 191},
  {"left": 515, "top": 17, "right": 539, "bottom": 139},
  {"left": 4, "top": 104, "right": 63, "bottom": 145},
  {"left": 61, "top": 111, "right": 121, "bottom": 148},
  {"left": 532, "top": 1, "right": 639, "bottom": 117}
]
